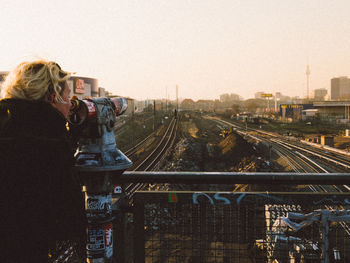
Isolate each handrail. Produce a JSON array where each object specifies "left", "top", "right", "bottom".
[{"left": 112, "top": 171, "right": 350, "bottom": 185}]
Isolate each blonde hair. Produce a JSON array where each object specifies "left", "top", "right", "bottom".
[{"left": 1, "top": 60, "right": 71, "bottom": 103}]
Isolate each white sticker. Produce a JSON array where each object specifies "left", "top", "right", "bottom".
[
  {"left": 86, "top": 194, "right": 112, "bottom": 213},
  {"left": 113, "top": 185, "right": 123, "bottom": 194}
]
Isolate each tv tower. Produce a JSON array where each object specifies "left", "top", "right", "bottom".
[{"left": 306, "top": 62, "right": 310, "bottom": 99}]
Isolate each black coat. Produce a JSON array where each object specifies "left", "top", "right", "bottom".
[{"left": 0, "top": 99, "right": 86, "bottom": 262}]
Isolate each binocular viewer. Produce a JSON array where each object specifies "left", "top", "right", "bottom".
[
  {"left": 69, "top": 97, "right": 128, "bottom": 126},
  {"left": 69, "top": 97, "right": 133, "bottom": 262},
  {"left": 69, "top": 97, "right": 132, "bottom": 174}
]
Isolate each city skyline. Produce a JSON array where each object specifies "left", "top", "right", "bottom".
[{"left": 1, "top": 1, "right": 350, "bottom": 101}]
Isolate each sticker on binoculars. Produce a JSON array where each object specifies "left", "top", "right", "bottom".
[
  {"left": 113, "top": 185, "right": 123, "bottom": 194},
  {"left": 76, "top": 153, "right": 101, "bottom": 166},
  {"left": 86, "top": 224, "right": 113, "bottom": 258},
  {"left": 87, "top": 228, "right": 105, "bottom": 251},
  {"left": 104, "top": 224, "right": 113, "bottom": 258},
  {"left": 86, "top": 194, "right": 112, "bottom": 213}
]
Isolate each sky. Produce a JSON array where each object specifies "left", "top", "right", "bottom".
[{"left": 1, "top": 0, "right": 350, "bottom": 101}]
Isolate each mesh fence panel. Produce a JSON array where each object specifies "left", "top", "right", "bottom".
[{"left": 120, "top": 192, "right": 350, "bottom": 263}]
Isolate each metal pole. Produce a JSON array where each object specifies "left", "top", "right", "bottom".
[
  {"left": 321, "top": 211, "right": 330, "bottom": 263},
  {"left": 153, "top": 100, "right": 156, "bottom": 132},
  {"left": 84, "top": 172, "right": 115, "bottom": 263},
  {"left": 267, "top": 97, "right": 270, "bottom": 113},
  {"left": 132, "top": 105, "right": 135, "bottom": 148},
  {"left": 176, "top": 85, "right": 178, "bottom": 112}
]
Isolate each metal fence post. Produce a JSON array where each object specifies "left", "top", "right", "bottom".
[
  {"left": 321, "top": 210, "right": 330, "bottom": 263},
  {"left": 113, "top": 206, "right": 124, "bottom": 263},
  {"left": 134, "top": 197, "right": 145, "bottom": 263}
]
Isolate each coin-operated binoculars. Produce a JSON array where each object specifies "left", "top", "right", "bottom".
[{"left": 69, "top": 97, "right": 132, "bottom": 263}]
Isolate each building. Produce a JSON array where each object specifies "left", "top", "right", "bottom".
[
  {"left": 180, "top": 99, "right": 195, "bottom": 111},
  {"left": 302, "top": 109, "right": 318, "bottom": 121},
  {"left": 331, "top": 77, "right": 350, "bottom": 100},
  {"left": 220, "top": 93, "right": 230, "bottom": 102},
  {"left": 0, "top": 71, "right": 8, "bottom": 82},
  {"left": 254, "top": 92, "right": 265, "bottom": 99},
  {"left": 312, "top": 88, "right": 327, "bottom": 101},
  {"left": 99, "top": 87, "right": 106, "bottom": 97},
  {"left": 134, "top": 100, "right": 147, "bottom": 113},
  {"left": 195, "top": 100, "right": 215, "bottom": 112},
  {"left": 280, "top": 104, "right": 313, "bottom": 121},
  {"left": 313, "top": 101, "right": 350, "bottom": 123},
  {"left": 220, "top": 93, "right": 240, "bottom": 102},
  {"left": 68, "top": 76, "right": 100, "bottom": 98},
  {"left": 230, "top": 93, "right": 240, "bottom": 101}
]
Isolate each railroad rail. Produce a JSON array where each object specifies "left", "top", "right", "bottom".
[
  {"left": 123, "top": 117, "right": 178, "bottom": 198},
  {"left": 211, "top": 116, "right": 350, "bottom": 246},
  {"left": 210, "top": 117, "right": 350, "bottom": 172}
]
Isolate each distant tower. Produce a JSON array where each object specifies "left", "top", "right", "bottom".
[{"left": 306, "top": 62, "right": 311, "bottom": 99}]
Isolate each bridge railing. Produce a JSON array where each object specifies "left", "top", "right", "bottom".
[{"left": 111, "top": 171, "right": 350, "bottom": 263}]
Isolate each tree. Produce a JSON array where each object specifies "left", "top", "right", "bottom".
[{"left": 231, "top": 103, "right": 241, "bottom": 115}]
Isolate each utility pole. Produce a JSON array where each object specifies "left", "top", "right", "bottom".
[
  {"left": 132, "top": 100, "right": 135, "bottom": 147},
  {"left": 176, "top": 85, "right": 179, "bottom": 112},
  {"left": 153, "top": 100, "right": 156, "bottom": 132},
  {"left": 165, "top": 87, "right": 168, "bottom": 114}
]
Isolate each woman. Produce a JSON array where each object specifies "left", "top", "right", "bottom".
[{"left": 0, "top": 60, "right": 86, "bottom": 262}]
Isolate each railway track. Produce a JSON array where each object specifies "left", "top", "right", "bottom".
[
  {"left": 211, "top": 117, "right": 350, "bottom": 238},
  {"left": 210, "top": 117, "right": 349, "bottom": 172},
  {"left": 123, "top": 132, "right": 155, "bottom": 157},
  {"left": 123, "top": 117, "right": 178, "bottom": 198}
]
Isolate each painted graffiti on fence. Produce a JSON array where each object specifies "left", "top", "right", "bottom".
[
  {"left": 192, "top": 192, "right": 350, "bottom": 205},
  {"left": 192, "top": 192, "right": 284, "bottom": 205},
  {"left": 193, "top": 192, "right": 215, "bottom": 205}
]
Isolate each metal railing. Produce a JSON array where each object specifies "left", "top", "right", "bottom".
[
  {"left": 111, "top": 172, "right": 350, "bottom": 263},
  {"left": 114, "top": 171, "right": 350, "bottom": 185}
]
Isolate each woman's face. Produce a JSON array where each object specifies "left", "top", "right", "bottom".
[{"left": 50, "top": 82, "right": 71, "bottom": 119}]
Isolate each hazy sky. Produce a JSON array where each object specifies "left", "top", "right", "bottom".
[{"left": 1, "top": 0, "right": 350, "bottom": 100}]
